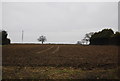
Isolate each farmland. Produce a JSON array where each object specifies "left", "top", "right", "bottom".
[{"left": 2, "top": 44, "right": 119, "bottom": 79}]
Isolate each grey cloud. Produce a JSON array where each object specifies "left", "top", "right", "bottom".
[{"left": 2, "top": 2, "right": 118, "bottom": 43}]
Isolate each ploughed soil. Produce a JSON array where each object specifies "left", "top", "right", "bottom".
[{"left": 2, "top": 44, "right": 119, "bottom": 79}]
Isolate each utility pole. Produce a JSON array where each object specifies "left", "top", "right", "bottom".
[{"left": 22, "top": 30, "right": 24, "bottom": 43}]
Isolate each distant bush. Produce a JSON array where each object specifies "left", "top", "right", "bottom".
[
  {"left": 0, "top": 30, "right": 11, "bottom": 45},
  {"left": 89, "top": 29, "right": 120, "bottom": 45}
]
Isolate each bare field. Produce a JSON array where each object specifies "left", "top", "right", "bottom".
[{"left": 2, "top": 44, "right": 119, "bottom": 79}]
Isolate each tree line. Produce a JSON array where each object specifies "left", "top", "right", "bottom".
[
  {"left": 1, "top": 28, "right": 120, "bottom": 45},
  {"left": 90, "top": 29, "right": 120, "bottom": 45},
  {"left": 79, "top": 29, "right": 120, "bottom": 45}
]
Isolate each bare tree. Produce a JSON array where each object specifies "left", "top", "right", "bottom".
[
  {"left": 37, "top": 35, "right": 47, "bottom": 44},
  {"left": 81, "top": 38, "right": 88, "bottom": 45},
  {"left": 82, "top": 32, "right": 94, "bottom": 45},
  {"left": 85, "top": 32, "right": 94, "bottom": 39}
]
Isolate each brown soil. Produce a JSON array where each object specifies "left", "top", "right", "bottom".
[{"left": 2, "top": 44, "right": 119, "bottom": 70}]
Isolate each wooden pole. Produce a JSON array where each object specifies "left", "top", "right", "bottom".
[{"left": 22, "top": 30, "right": 24, "bottom": 43}]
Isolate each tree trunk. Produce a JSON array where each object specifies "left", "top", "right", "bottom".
[{"left": 42, "top": 41, "right": 43, "bottom": 44}]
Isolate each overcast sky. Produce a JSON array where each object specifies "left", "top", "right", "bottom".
[{"left": 2, "top": 2, "right": 118, "bottom": 44}]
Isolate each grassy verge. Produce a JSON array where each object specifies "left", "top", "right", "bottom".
[{"left": 2, "top": 66, "right": 119, "bottom": 79}]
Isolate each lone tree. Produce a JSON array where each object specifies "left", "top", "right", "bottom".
[{"left": 37, "top": 35, "right": 47, "bottom": 44}]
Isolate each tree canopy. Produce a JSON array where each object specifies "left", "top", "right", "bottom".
[
  {"left": 37, "top": 35, "right": 47, "bottom": 44},
  {"left": 89, "top": 29, "right": 120, "bottom": 45},
  {"left": 0, "top": 30, "right": 11, "bottom": 45}
]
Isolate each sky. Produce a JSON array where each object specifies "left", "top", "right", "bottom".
[{"left": 2, "top": 2, "right": 118, "bottom": 44}]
